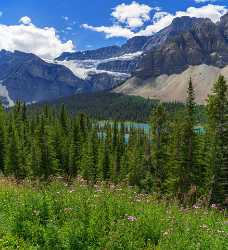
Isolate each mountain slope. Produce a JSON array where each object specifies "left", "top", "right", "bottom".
[
  {"left": 0, "top": 50, "right": 91, "bottom": 105},
  {"left": 115, "top": 64, "right": 228, "bottom": 104}
]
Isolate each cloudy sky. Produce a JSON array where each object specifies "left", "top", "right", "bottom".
[{"left": 0, "top": 0, "right": 228, "bottom": 59}]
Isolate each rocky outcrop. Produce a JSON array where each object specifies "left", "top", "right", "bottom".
[
  {"left": 87, "top": 73, "right": 126, "bottom": 91},
  {"left": 97, "top": 59, "right": 138, "bottom": 74},
  {"left": 57, "top": 46, "right": 121, "bottom": 61}
]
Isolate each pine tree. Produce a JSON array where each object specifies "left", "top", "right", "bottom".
[
  {"left": 150, "top": 103, "right": 168, "bottom": 191},
  {"left": 0, "top": 103, "right": 5, "bottom": 174},
  {"left": 4, "top": 125, "right": 27, "bottom": 180},
  {"left": 60, "top": 104, "right": 68, "bottom": 133},
  {"left": 37, "top": 117, "right": 59, "bottom": 179},
  {"left": 207, "top": 75, "right": 228, "bottom": 207}
]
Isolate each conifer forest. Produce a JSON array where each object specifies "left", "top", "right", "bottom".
[{"left": 0, "top": 76, "right": 228, "bottom": 249}]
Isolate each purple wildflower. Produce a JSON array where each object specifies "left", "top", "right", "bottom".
[{"left": 127, "top": 215, "right": 137, "bottom": 222}]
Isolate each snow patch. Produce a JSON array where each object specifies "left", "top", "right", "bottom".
[
  {"left": 55, "top": 59, "right": 130, "bottom": 79},
  {"left": 49, "top": 51, "right": 142, "bottom": 80},
  {"left": 0, "top": 81, "right": 14, "bottom": 107}
]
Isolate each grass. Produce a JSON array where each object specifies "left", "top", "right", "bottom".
[{"left": 0, "top": 178, "right": 227, "bottom": 249}]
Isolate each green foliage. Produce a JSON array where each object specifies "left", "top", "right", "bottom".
[
  {"left": 28, "top": 92, "right": 190, "bottom": 122},
  {"left": 0, "top": 181, "right": 227, "bottom": 250},
  {"left": 207, "top": 75, "right": 228, "bottom": 207}
]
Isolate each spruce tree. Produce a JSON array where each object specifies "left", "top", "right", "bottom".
[
  {"left": 0, "top": 103, "right": 5, "bottom": 174},
  {"left": 150, "top": 103, "right": 168, "bottom": 191},
  {"left": 207, "top": 75, "right": 228, "bottom": 207}
]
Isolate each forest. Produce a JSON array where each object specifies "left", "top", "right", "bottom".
[
  {"left": 29, "top": 92, "right": 188, "bottom": 122},
  {"left": 0, "top": 76, "right": 227, "bottom": 249},
  {"left": 0, "top": 75, "right": 227, "bottom": 208}
]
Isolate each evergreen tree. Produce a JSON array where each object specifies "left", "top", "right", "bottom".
[
  {"left": 0, "top": 103, "right": 5, "bottom": 174},
  {"left": 150, "top": 103, "right": 168, "bottom": 191},
  {"left": 207, "top": 75, "right": 228, "bottom": 207},
  {"left": 4, "top": 126, "right": 27, "bottom": 180}
]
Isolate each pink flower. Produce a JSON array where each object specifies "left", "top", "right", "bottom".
[
  {"left": 211, "top": 204, "right": 217, "bottom": 209},
  {"left": 127, "top": 215, "right": 137, "bottom": 222},
  {"left": 193, "top": 204, "right": 200, "bottom": 209}
]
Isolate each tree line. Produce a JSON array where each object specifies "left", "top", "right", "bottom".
[
  {"left": 0, "top": 76, "right": 227, "bottom": 208},
  {"left": 29, "top": 92, "right": 190, "bottom": 123}
]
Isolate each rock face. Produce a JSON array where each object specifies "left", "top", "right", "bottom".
[
  {"left": 136, "top": 16, "right": 228, "bottom": 79},
  {"left": 87, "top": 72, "right": 126, "bottom": 91},
  {"left": 0, "top": 50, "right": 90, "bottom": 105},
  {"left": 56, "top": 36, "right": 149, "bottom": 61},
  {"left": 57, "top": 46, "right": 121, "bottom": 61}
]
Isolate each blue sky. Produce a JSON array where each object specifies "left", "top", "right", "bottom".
[{"left": 0, "top": 0, "right": 227, "bottom": 59}]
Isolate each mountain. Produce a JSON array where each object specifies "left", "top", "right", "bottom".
[
  {"left": 2, "top": 14, "right": 228, "bottom": 106},
  {"left": 0, "top": 50, "right": 92, "bottom": 106},
  {"left": 57, "top": 14, "right": 228, "bottom": 104},
  {"left": 115, "top": 15, "right": 228, "bottom": 104}
]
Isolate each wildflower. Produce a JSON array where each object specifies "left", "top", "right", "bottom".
[
  {"left": 127, "top": 215, "right": 137, "bottom": 222},
  {"left": 163, "top": 231, "right": 169, "bottom": 236},
  {"left": 193, "top": 204, "right": 200, "bottom": 209},
  {"left": 69, "top": 189, "right": 75, "bottom": 193},
  {"left": 211, "top": 204, "right": 217, "bottom": 209}
]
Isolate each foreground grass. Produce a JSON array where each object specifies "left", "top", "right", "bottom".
[{"left": 0, "top": 179, "right": 227, "bottom": 249}]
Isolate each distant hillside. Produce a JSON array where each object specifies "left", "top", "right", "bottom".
[{"left": 28, "top": 92, "right": 185, "bottom": 122}]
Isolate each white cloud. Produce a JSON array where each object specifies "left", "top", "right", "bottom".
[
  {"left": 176, "top": 4, "right": 227, "bottom": 22},
  {"left": 138, "top": 4, "right": 227, "bottom": 36},
  {"left": 82, "top": 4, "right": 228, "bottom": 39},
  {"left": 82, "top": 24, "right": 134, "bottom": 39},
  {"left": 19, "top": 16, "right": 32, "bottom": 25},
  {"left": 0, "top": 20, "right": 75, "bottom": 59},
  {"left": 111, "top": 1, "right": 152, "bottom": 28}
]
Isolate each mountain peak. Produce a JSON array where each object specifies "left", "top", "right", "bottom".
[{"left": 170, "top": 16, "right": 212, "bottom": 31}]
